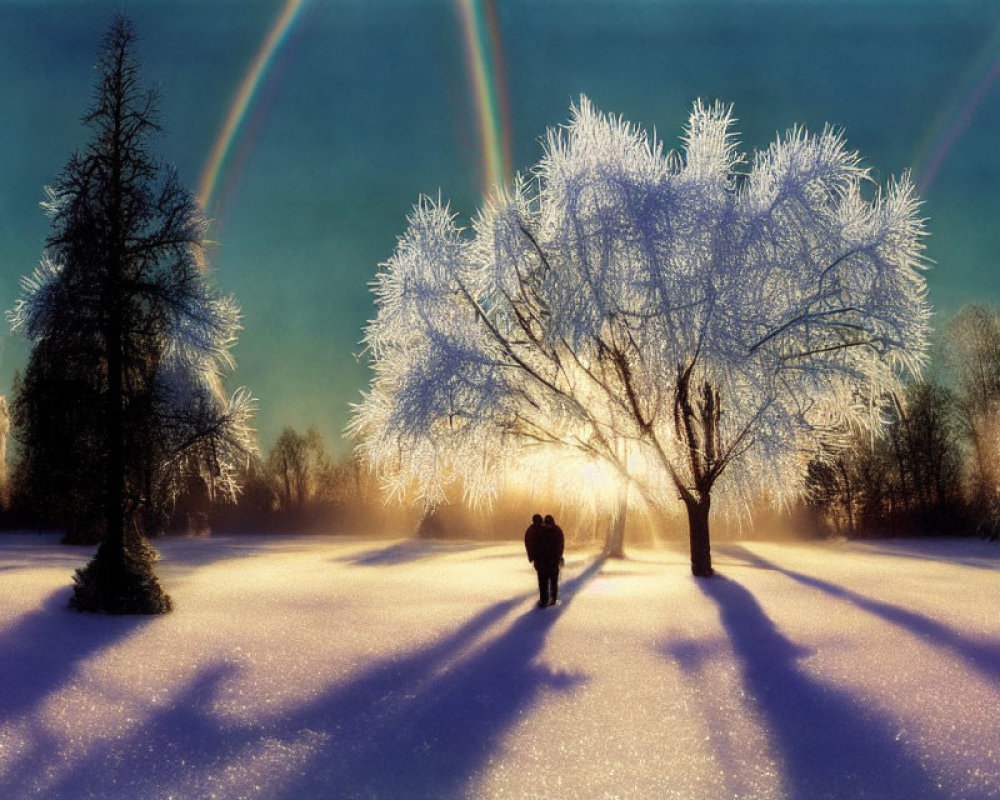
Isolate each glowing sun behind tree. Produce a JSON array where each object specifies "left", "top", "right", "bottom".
[{"left": 350, "top": 97, "right": 931, "bottom": 576}]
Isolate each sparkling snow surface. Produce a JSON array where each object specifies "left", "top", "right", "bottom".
[{"left": 0, "top": 535, "right": 998, "bottom": 799}]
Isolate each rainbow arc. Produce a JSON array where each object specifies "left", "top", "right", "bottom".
[
  {"left": 197, "top": 0, "right": 307, "bottom": 214},
  {"left": 198, "top": 0, "right": 514, "bottom": 222},
  {"left": 455, "top": 0, "right": 514, "bottom": 193},
  {"left": 913, "top": 23, "right": 1000, "bottom": 196}
]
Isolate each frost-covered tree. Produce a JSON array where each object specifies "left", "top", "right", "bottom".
[
  {"left": 943, "top": 304, "right": 1000, "bottom": 534},
  {"left": 350, "top": 98, "right": 930, "bottom": 576},
  {"left": 9, "top": 16, "right": 256, "bottom": 612}
]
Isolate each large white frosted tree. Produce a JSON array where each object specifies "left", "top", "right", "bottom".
[{"left": 351, "top": 98, "right": 930, "bottom": 576}]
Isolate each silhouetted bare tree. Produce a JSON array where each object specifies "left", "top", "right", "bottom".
[
  {"left": 944, "top": 304, "right": 1000, "bottom": 536},
  {"left": 267, "top": 426, "right": 333, "bottom": 516},
  {"left": 806, "top": 381, "right": 963, "bottom": 537}
]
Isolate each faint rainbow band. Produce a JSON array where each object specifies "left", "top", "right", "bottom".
[
  {"left": 197, "top": 0, "right": 307, "bottom": 212},
  {"left": 455, "top": 0, "right": 514, "bottom": 193},
  {"left": 198, "top": 0, "right": 513, "bottom": 217},
  {"left": 913, "top": 28, "right": 1000, "bottom": 196},
  {"left": 199, "top": 3, "right": 1000, "bottom": 216}
]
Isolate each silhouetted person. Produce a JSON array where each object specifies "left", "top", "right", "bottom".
[
  {"left": 529, "top": 514, "right": 564, "bottom": 607},
  {"left": 524, "top": 513, "right": 543, "bottom": 582}
]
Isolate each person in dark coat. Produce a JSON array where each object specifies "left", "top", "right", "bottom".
[
  {"left": 524, "top": 513, "right": 543, "bottom": 568},
  {"left": 530, "top": 514, "right": 565, "bottom": 607}
]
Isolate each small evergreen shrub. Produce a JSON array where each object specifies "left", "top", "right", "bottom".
[{"left": 69, "top": 540, "right": 172, "bottom": 614}]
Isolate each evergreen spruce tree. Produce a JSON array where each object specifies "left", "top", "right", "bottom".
[{"left": 9, "top": 16, "right": 256, "bottom": 613}]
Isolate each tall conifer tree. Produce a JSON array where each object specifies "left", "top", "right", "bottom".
[{"left": 10, "top": 16, "right": 256, "bottom": 612}]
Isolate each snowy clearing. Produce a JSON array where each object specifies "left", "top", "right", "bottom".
[{"left": 1, "top": 534, "right": 998, "bottom": 799}]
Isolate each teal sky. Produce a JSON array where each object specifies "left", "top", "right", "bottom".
[{"left": 1, "top": 0, "right": 998, "bottom": 454}]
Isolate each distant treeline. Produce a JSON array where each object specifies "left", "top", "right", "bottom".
[
  {"left": 2, "top": 305, "right": 999, "bottom": 545},
  {"left": 0, "top": 423, "right": 400, "bottom": 542},
  {"left": 804, "top": 304, "right": 1000, "bottom": 541}
]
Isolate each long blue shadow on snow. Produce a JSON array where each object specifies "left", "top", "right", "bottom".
[
  {"left": 277, "top": 555, "right": 607, "bottom": 799},
  {"left": 0, "top": 587, "right": 150, "bottom": 724},
  {"left": 25, "top": 598, "right": 523, "bottom": 799},
  {"left": 25, "top": 664, "right": 243, "bottom": 799},
  {"left": 336, "top": 540, "right": 459, "bottom": 566},
  {"left": 853, "top": 540, "right": 1000, "bottom": 572},
  {"left": 27, "top": 560, "right": 604, "bottom": 799},
  {"left": 723, "top": 544, "right": 1000, "bottom": 686},
  {"left": 157, "top": 537, "right": 288, "bottom": 567},
  {"left": 21, "top": 558, "right": 605, "bottom": 799},
  {"left": 696, "top": 575, "right": 948, "bottom": 800}
]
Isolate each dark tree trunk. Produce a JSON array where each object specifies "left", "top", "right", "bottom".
[
  {"left": 672, "top": 363, "right": 719, "bottom": 577},
  {"left": 684, "top": 496, "right": 713, "bottom": 577},
  {"left": 970, "top": 430, "right": 992, "bottom": 502},
  {"left": 104, "top": 306, "right": 126, "bottom": 573},
  {"left": 0, "top": 397, "right": 9, "bottom": 511},
  {"left": 604, "top": 483, "right": 628, "bottom": 558},
  {"left": 836, "top": 458, "right": 855, "bottom": 537},
  {"left": 103, "top": 54, "right": 127, "bottom": 587},
  {"left": 416, "top": 506, "right": 442, "bottom": 539}
]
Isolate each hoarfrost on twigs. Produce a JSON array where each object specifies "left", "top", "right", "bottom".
[{"left": 350, "top": 97, "right": 930, "bottom": 558}]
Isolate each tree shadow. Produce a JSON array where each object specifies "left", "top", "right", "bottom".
[
  {"left": 465, "top": 551, "right": 530, "bottom": 561},
  {"left": 696, "top": 574, "right": 949, "bottom": 799},
  {"left": 0, "top": 536, "right": 97, "bottom": 567},
  {"left": 23, "top": 598, "right": 521, "bottom": 799},
  {"left": 852, "top": 540, "right": 1000, "bottom": 572},
  {"left": 6, "top": 662, "right": 243, "bottom": 799},
  {"left": 0, "top": 715, "right": 63, "bottom": 795},
  {"left": 25, "top": 557, "right": 606, "bottom": 799},
  {"left": 334, "top": 539, "right": 470, "bottom": 566},
  {"left": 0, "top": 587, "right": 152, "bottom": 724},
  {"left": 723, "top": 544, "right": 1000, "bottom": 686},
  {"left": 277, "top": 555, "right": 606, "bottom": 798},
  {"left": 596, "top": 562, "right": 669, "bottom": 578},
  {"left": 157, "top": 535, "right": 314, "bottom": 568}
]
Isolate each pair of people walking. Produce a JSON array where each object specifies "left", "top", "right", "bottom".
[{"left": 524, "top": 514, "right": 564, "bottom": 607}]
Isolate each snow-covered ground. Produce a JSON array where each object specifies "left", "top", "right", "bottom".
[{"left": 0, "top": 534, "right": 998, "bottom": 800}]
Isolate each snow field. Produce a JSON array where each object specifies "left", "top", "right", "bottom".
[{"left": 0, "top": 534, "right": 998, "bottom": 799}]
